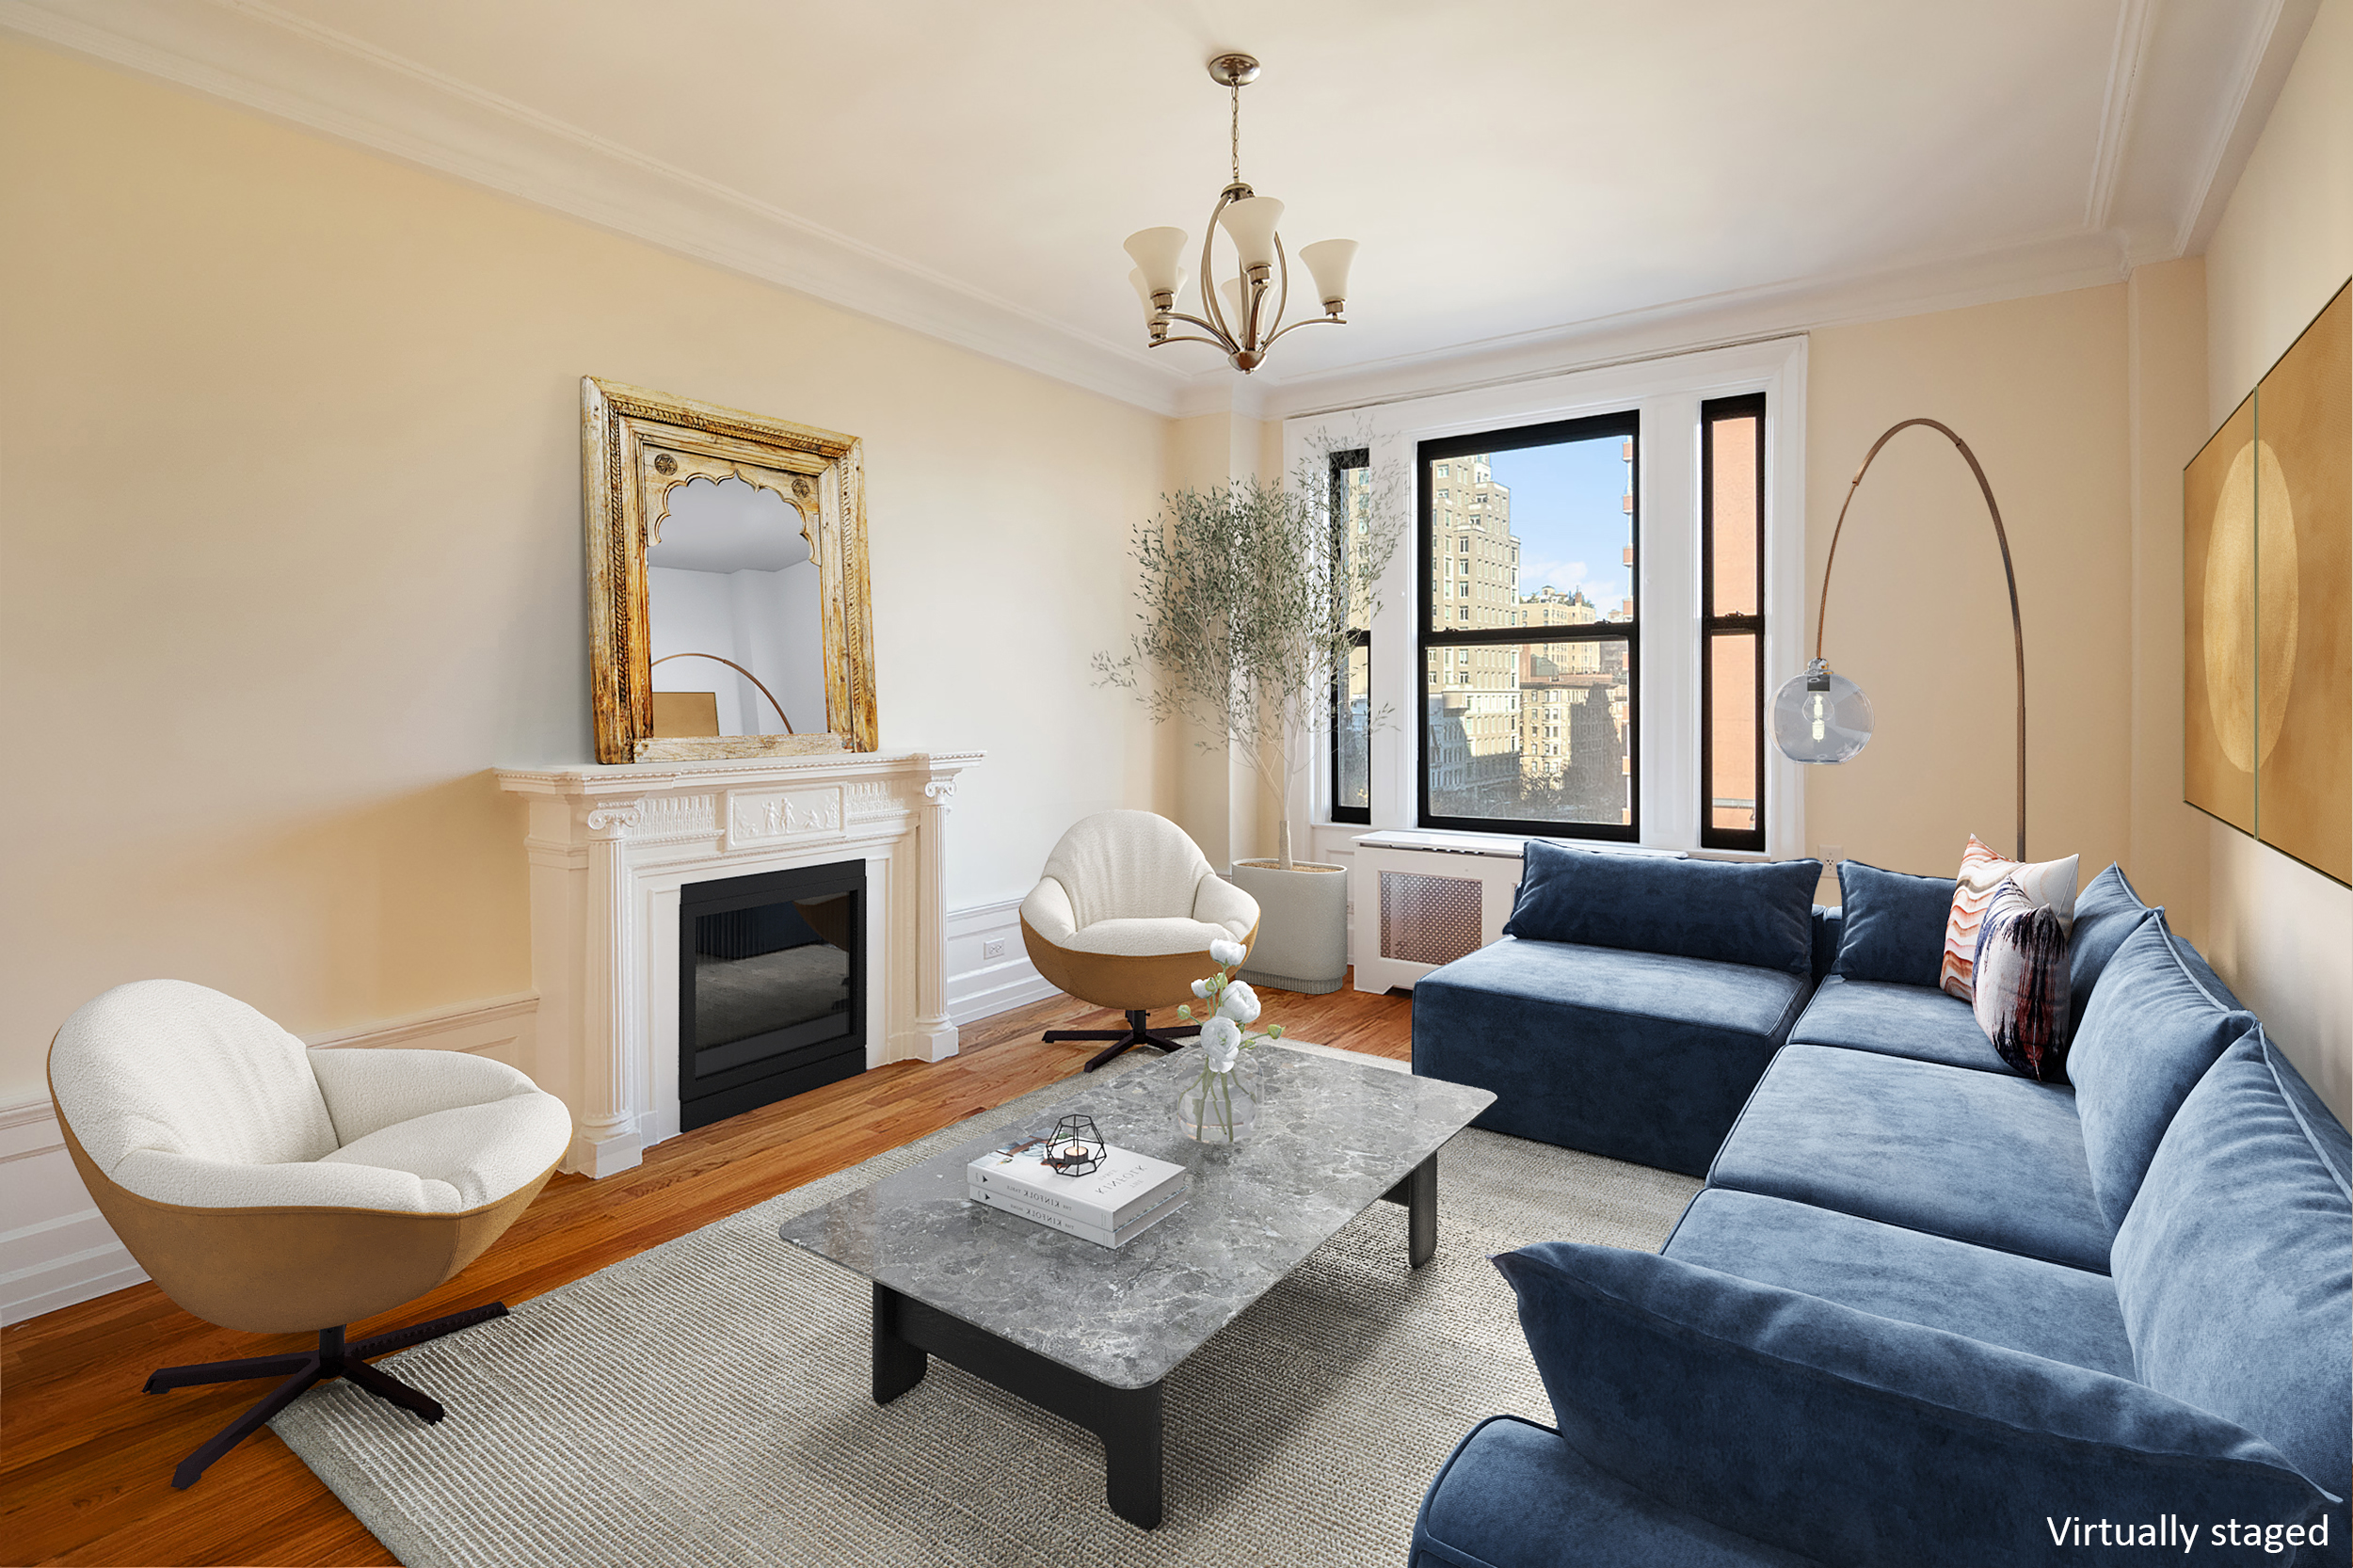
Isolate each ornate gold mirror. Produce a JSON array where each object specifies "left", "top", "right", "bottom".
[{"left": 582, "top": 377, "right": 877, "bottom": 762}]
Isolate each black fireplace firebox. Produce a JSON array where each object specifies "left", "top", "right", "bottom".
[{"left": 678, "top": 859, "right": 866, "bottom": 1130}]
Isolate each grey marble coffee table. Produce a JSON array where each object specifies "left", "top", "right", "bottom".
[{"left": 778, "top": 1043, "right": 1496, "bottom": 1528}]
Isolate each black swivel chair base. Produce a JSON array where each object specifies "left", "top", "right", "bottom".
[
  {"left": 1045, "top": 1009, "right": 1201, "bottom": 1072},
  {"left": 143, "top": 1301, "right": 508, "bottom": 1488}
]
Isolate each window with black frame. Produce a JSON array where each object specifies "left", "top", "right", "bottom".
[
  {"left": 1417, "top": 412, "right": 1639, "bottom": 840},
  {"left": 1701, "top": 394, "right": 1767, "bottom": 851},
  {"left": 1330, "top": 448, "right": 1372, "bottom": 824}
]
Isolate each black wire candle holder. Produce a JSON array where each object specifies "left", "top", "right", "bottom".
[{"left": 1043, "top": 1114, "right": 1106, "bottom": 1176}]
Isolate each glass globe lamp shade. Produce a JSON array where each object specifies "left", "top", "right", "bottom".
[{"left": 1771, "top": 659, "right": 1875, "bottom": 764}]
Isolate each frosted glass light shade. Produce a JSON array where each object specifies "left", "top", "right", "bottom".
[
  {"left": 1217, "top": 197, "right": 1285, "bottom": 273},
  {"left": 1123, "top": 227, "right": 1190, "bottom": 296},
  {"left": 1298, "top": 238, "right": 1358, "bottom": 308},
  {"left": 1218, "top": 278, "right": 1250, "bottom": 334},
  {"left": 1771, "top": 660, "right": 1874, "bottom": 763},
  {"left": 1128, "top": 266, "right": 1184, "bottom": 315}
]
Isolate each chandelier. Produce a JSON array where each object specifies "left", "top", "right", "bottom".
[{"left": 1123, "top": 53, "right": 1357, "bottom": 375}]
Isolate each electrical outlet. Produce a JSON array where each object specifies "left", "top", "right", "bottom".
[
  {"left": 981, "top": 937, "right": 1006, "bottom": 960},
  {"left": 1817, "top": 844, "right": 1845, "bottom": 865}
]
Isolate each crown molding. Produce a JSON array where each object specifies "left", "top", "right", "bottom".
[
  {"left": 2086, "top": 0, "right": 2158, "bottom": 233},
  {"left": 0, "top": 0, "right": 1197, "bottom": 415},
  {"left": 1259, "top": 228, "right": 2130, "bottom": 420},
  {"left": 2169, "top": 0, "right": 2314, "bottom": 260},
  {"left": 0, "top": 0, "right": 2317, "bottom": 424}
]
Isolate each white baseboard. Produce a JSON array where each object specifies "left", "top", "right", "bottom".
[
  {"left": 1, "top": 991, "right": 541, "bottom": 1328},
  {"left": 946, "top": 896, "right": 1059, "bottom": 1026}
]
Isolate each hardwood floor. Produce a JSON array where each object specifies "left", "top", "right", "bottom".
[{"left": 0, "top": 978, "right": 1413, "bottom": 1566}]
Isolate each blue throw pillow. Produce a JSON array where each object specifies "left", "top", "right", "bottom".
[
  {"left": 1492, "top": 1240, "right": 2332, "bottom": 1568},
  {"left": 1830, "top": 860, "right": 1955, "bottom": 987},
  {"left": 2112, "top": 1026, "right": 2351, "bottom": 1510},
  {"left": 2065, "top": 863, "right": 2161, "bottom": 1041},
  {"left": 2068, "top": 914, "right": 2255, "bottom": 1231},
  {"left": 1502, "top": 842, "right": 1821, "bottom": 975}
]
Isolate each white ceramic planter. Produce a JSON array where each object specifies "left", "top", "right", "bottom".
[{"left": 1230, "top": 859, "right": 1349, "bottom": 995}]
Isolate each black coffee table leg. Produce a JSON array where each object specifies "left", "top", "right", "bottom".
[
  {"left": 1382, "top": 1152, "right": 1440, "bottom": 1269},
  {"left": 868, "top": 1281, "right": 1166, "bottom": 1528},
  {"left": 872, "top": 1281, "right": 928, "bottom": 1402}
]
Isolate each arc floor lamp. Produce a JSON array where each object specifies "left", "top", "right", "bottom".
[{"left": 1770, "top": 418, "right": 2027, "bottom": 863}]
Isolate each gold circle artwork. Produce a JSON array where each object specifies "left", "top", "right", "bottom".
[
  {"left": 652, "top": 453, "right": 678, "bottom": 475},
  {"left": 792, "top": 475, "right": 813, "bottom": 501},
  {"left": 2201, "top": 439, "right": 2299, "bottom": 774}
]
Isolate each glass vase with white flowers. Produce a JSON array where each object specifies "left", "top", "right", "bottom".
[{"left": 1174, "top": 937, "right": 1283, "bottom": 1143}]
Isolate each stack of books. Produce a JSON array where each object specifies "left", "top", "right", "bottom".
[{"left": 967, "top": 1130, "right": 1189, "bottom": 1248}]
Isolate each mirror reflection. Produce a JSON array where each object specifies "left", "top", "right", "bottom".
[{"left": 646, "top": 474, "right": 826, "bottom": 740}]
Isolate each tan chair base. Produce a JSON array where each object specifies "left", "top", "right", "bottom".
[
  {"left": 145, "top": 1303, "right": 508, "bottom": 1488},
  {"left": 1043, "top": 1010, "right": 1201, "bottom": 1072}
]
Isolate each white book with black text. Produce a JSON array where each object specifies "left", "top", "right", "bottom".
[
  {"left": 966, "top": 1131, "right": 1190, "bottom": 1228},
  {"left": 968, "top": 1180, "right": 1187, "bottom": 1248}
]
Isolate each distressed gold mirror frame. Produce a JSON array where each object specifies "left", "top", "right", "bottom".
[{"left": 582, "top": 377, "right": 878, "bottom": 763}]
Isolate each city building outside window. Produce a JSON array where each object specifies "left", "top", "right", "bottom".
[{"left": 1417, "top": 412, "right": 1640, "bottom": 840}]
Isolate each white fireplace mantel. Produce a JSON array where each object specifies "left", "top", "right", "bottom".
[{"left": 496, "top": 748, "right": 981, "bottom": 1176}]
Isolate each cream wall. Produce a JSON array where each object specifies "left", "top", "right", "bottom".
[
  {"left": 0, "top": 41, "right": 1167, "bottom": 1106},
  {"left": 2123, "top": 257, "right": 2212, "bottom": 942},
  {"left": 1801, "top": 286, "right": 2135, "bottom": 898},
  {"left": 2181, "top": 0, "right": 2353, "bottom": 1117}
]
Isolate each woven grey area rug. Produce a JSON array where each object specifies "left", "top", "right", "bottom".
[{"left": 272, "top": 1047, "right": 1701, "bottom": 1567}]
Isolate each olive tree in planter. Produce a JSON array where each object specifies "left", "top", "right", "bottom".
[{"left": 1095, "top": 444, "right": 1403, "bottom": 993}]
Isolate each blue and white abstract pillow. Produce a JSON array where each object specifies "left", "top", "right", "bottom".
[{"left": 1972, "top": 877, "right": 2073, "bottom": 1080}]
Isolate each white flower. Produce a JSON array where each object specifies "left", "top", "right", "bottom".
[
  {"left": 1198, "top": 1015, "right": 1242, "bottom": 1071},
  {"left": 1216, "top": 980, "right": 1261, "bottom": 1025},
  {"left": 1190, "top": 977, "right": 1211, "bottom": 999},
  {"left": 1209, "top": 937, "right": 1246, "bottom": 968}
]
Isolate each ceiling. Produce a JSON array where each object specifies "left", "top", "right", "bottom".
[{"left": 1, "top": 0, "right": 2315, "bottom": 416}]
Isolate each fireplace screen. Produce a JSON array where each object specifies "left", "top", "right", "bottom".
[{"left": 679, "top": 859, "right": 865, "bottom": 1130}]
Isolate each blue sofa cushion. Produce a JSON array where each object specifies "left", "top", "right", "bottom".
[
  {"left": 1707, "top": 1044, "right": 2112, "bottom": 1272},
  {"left": 1415, "top": 937, "right": 1811, "bottom": 1177},
  {"left": 1807, "top": 904, "right": 1840, "bottom": 983},
  {"left": 2068, "top": 915, "right": 2256, "bottom": 1230},
  {"left": 2113, "top": 1026, "right": 2352, "bottom": 1508},
  {"left": 1503, "top": 841, "right": 1823, "bottom": 975},
  {"left": 1412, "top": 1415, "right": 1824, "bottom": 1568},
  {"left": 1829, "top": 860, "right": 1954, "bottom": 987},
  {"left": 2065, "top": 862, "right": 2160, "bottom": 1041},
  {"left": 1786, "top": 973, "right": 2010, "bottom": 1075},
  {"left": 1664, "top": 1188, "right": 2135, "bottom": 1378},
  {"left": 1493, "top": 1240, "right": 2332, "bottom": 1568}
]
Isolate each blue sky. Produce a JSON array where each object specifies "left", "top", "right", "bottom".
[{"left": 1486, "top": 435, "right": 1632, "bottom": 611}]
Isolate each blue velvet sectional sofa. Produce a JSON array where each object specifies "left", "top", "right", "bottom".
[{"left": 1411, "top": 850, "right": 2351, "bottom": 1567}]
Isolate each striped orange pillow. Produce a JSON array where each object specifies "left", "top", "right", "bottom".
[{"left": 1941, "top": 837, "right": 2080, "bottom": 1000}]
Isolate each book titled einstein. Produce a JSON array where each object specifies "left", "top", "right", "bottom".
[{"left": 967, "top": 1129, "right": 1189, "bottom": 1239}]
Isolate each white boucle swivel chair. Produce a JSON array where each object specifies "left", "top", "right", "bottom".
[
  {"left": 1019, "top": 810, "right": 1260, "bottom": 1071},
  {"left": 47, "top": 979, "right": 574, "bottom": 1489}
]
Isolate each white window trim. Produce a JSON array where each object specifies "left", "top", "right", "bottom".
[{"left": 1288, "top": 335, "right": 1808, "bottom": 862}]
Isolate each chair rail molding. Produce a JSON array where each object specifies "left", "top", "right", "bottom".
[{"left": 496, "top": 748, "right": 983, "bottom": 1179}]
